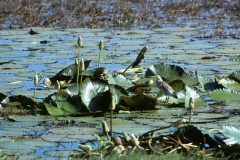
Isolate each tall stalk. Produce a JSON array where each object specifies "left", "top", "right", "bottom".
[
  {"left": 108, "top": 85, "right": 116, "bottom": 140},
  {"left": 79, "top": 59, "right": 85, "bottom": 96},
  {"left": 76, "top": 36, "right": 82, "bottom": 84},
  {"left": 98, "top": 40, "right": 104, "bottom": 68},
  {"left": 188, "top": 97, "right": 194, "bottom": 125}
]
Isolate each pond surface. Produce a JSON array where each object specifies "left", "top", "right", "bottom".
[
  {"left": 0, "top": 26, "right": 239, "bottom": 98},
  {"left": 0, "top": 1, "right": 240, "bottom": 159}
]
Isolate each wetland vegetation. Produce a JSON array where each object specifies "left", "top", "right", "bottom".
[{"left": 0, "top": 0, "right": 240, "bottom": 159}]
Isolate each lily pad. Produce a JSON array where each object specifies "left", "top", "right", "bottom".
[
  {"left": 8, "top": 115, "right": 52, "bottom": 122},
  {"left": 48, "top": 127, "right": 98, "bottom": 135},
  {"left": 197, "top": 74, "right": 219, "bottom": 91},
  {"left": 42, "top": 134, "right": 96, "bottom": 142},
  {"left": 97, "top": 119, "right": 154, "bottom": 135},
  {"left": 0, "top": 139, "right": 58, "bottom": 150},
  {"left": 210, "top": 88, "right": 240, "bottom": 103},
  {"left": 44, "top": 150, "right": 81, "bottom": 158}
]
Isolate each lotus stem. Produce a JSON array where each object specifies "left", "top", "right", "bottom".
[
  {"left": 166, "top": 136, "right": 194, "bottom": 154},
  {"left": 98, "top": 40, "right": 104, "bottom": 68},
  {"left": 79, "top": 144, "right": 92, "bottom": 153},
  {"left": 80, "top": 59, "right": 85, "bottom": 88},
  {"left": 108, "top": 86, "right": 116, "bottom": 141},
  {"left": 148, "top": 138, "right": 163, "bottom": 155},
  {"left": 78, "top": 59, "right": 85, "bottom": 97},
  {"left": 123, "top": 132, "right": 131, "bottom": 142},
  {"left": 168, "top": 147, "right": 182, "bottom": 153},
  {"left": 131, "top": 133, "right": 140, "bottom": 146},
  {"left": 189, "top": 97, "right": 194, "bottom": 125},
  {"left": 76, "top": 36, "right": 82, "bottom": 84},
  {"left": 109, "top": 95, "right": 115, "bottom": 138}
]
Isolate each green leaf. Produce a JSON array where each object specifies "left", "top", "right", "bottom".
[
  {"left": 197, "top": 74, "right": 219, "bottom": 91},
  {"left": 229, "top": 71, "right": 240, "bottom": 83},
  {"left": 210, "top": 88, "right": 240, "bottom": 103},
  {"left": 145, "top": 63, "right": 198, "bottom": 85},
  {"left": 114, "top": 74, "right": 133, "bottom": 89},
  {"left": 80, "top": 78, "right": 128, "bottom": 112},
  {"left": 44, "top": 94, "right": 80, "bottom": 116},
  {"left": 63, "top": 83, "right": 80, "bottom": 96},
  {"left": 122, "top": 93, "right": 158, "bottom": 110},
  {"left": 222, "top": 126, "right": 240, "bottom": 144},
  {"left": 49, "top": 61, "right": 91, "bottom": 83}
]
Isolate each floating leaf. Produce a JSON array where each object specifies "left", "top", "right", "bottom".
[
  {"left": 8, "top": 115, "right": 52, "bottom": 122},
  {"left": 44, "top": 150, "right": 81, "bottom": 158},
  {"left": 48, "top": 127, "right": 98, "bottom": 135},
  {"left": 196, "top": 72, "right": 219, "bottom": 91},
  {"left": 42, "top": 134, "right": 96, "bottom": 142},
  {"left": 210, "top": 88, "right": 240, "bottom": 103},
  {"left": 229, "top": 71, "right": 240, "bottom": 82},
  {"left": 0, "top": 139, "right": 58, "bottom": 150},
  {"left": 222, "top": 126, "right": 240, "bottom": 144},
  {"left": 96, "top": 119, "right": 154, "bottom": 135}
]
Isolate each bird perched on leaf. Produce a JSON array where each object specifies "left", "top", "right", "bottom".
[{"left": 156, "top": 75, "right": 178, "bottom": 104}]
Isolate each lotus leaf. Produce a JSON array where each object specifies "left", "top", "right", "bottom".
[
  {"left": 42, "top": 134, "right": 96, "bottom": 142},
  {"left": 121, "top": 93, "right": 158, "bottom": 110},
  {"left": 44, "top": 94, "right": 80, "bottom": 116},
  {"left": 229, "top": 71, "right": 240, "bottom": 82},
  {"left": 49, "top": 61, "right": 91, "bottom": 83},
  {"left": 8, "top": 115, "right": 52, "bottom": 122},
  {"left": 132, "top": 118, "right": 171, "bottom": 127},
  {"left": 210, "top": 88, "right": 240, "bottom": 103},
  {"left": 81, "top": 78, "right": 128, "bottom": 112},
  {"left": 0, "top": 139, "right": 58, "bottom": 150},
  {"left": 49, "top": 127, "right": 98, "bottom": 135},
  {"left": 97, "top": 119, "right": 154, "bottom": 134},
  {"left": 222, "top": 126, "right": 240, "bottom": 144},
  {"left": 197, "top": 74, "right": 219, "bottom": 91},
  {"left": 112, "top": 74, "right": 133, "bottom": 89},
  {"left": 57, "top": 116, "right": 103, "bottom": 125},
  {"left": 145, "top": 63, "right": 198, "bottom": 85},
  {"left": 44, "top": 150, "right": 81, "bottom": 158}
]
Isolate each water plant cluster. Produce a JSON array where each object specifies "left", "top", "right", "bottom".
[{"left": 0, "top": 27, "right": 240, "bottom": 159}]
